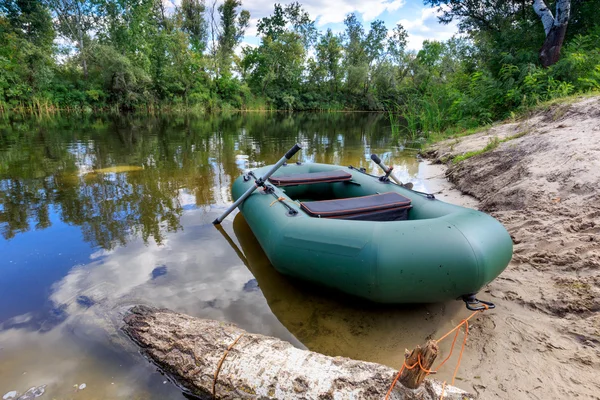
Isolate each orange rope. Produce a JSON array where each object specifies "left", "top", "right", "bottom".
[
  {"left": 384, "top": 364, "right": 406, "bottom": 399},
  {"left": 269, "top": 196, "right": 286, "bottom": 207},
  {"left": 385, "top": 304, "right": 489, "bottom": 400},
  {"left": 452, "top": 320, "right": 469, "bottom": 386},
  {"left": 213, "top": 333, "right": 245, "bottom": 397}
]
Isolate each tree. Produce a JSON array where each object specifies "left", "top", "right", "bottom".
[
  {"left": 341, "top": 13, "right": 389, "bottom": 105},
  {"left": 256, "top": 3, "right": 286, "bottom": 39},
  {"left": 180, "top": 0, "right": 208, "bottom": 53},
  {"left": 343, "top": 13, "right": 365, "bottom": 67},
  {"left": 424, "top": 0, "right": 573, "bottom": 67},
  {"left": 0, "top": 1, "right": 55, "bottom": 105},
  {"left": 387, "top": 23, "right": 408, "bottom": 64},
  {"left": 46, "top": 0, "right": 101, "bottom": 79},
  {"left": 364, "top": 20, "right": 388, "bottom": 66},
  {"left": 99, "top": 0, "right": 155, "bottom": 72},
  {"left": 533, "top": 0, "right": 571, "bottom": 67},
  {"left": 243, "top": 3, "right": 313, "bottom": 109},
  {"left": 342, "top": 13, "right": 367, "bottom": 100},
  {"left": 315, "top": 29, "right": 343, "bottom": 94},
  {"left": 2, "top": 0, "right": 55, "bottom": 47},
  {"left": 256, "top": 2, "right": 316, "bottom": 47},
  {"left": 217, "top": 0, "right": 249, "bottom": 77}
]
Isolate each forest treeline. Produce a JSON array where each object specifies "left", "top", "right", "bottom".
[{"left": 1, "top": 0, "right": 599, "bottom": 134}]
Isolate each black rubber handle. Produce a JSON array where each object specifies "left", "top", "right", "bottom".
[
  {"left": 370, "top": 154, "right": 381, "bottom": 164},
  {"left": 285, "top": 143, "right": 302, "bottom": 160}
]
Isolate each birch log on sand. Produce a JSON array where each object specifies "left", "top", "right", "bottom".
[{"left": 123, "top": 306, "right": 473, "bottom": 400}]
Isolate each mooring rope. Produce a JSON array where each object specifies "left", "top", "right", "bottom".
[
  {"left": 213, "top": 333, "right": 245, "bottom": 397},
  {"left": 385, "top": 304, "right": 489, "bottom": 400},
  {"left": 269, "top": 196, "right": 287, "bottom": 207}
]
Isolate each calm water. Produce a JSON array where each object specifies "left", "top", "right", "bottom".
[{"left": 0, "top": 113, "right": 465, "bottom": 399}]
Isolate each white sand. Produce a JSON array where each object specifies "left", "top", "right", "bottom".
[{"left": 425, "top": 96, "right": 600, "bottom": 399}]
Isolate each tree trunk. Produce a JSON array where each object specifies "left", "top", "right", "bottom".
[
  {"left": 74, "top": 1, "right": 88, "bottom": 80},
  {"left": 123, "top": 306, "right": 473, "bottom": 400},
  {"left": 78, "top": 35, "right": 88, "bottom": 79},
  {"left": 540, "top": 23, "right": 568, "bottom": 67},
  {"left": 533, "top": 0, "right": 571, "bottom": 67},
  {"left": 81, "top": 48, "right": 88, "bottom": 80}
]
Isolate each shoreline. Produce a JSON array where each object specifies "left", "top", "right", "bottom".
[
  {"left": 5, "top": 93, "right": 597, "bottom": 119},
  {"left": 419, "top": 96, "right": 600, "bottom": 399}
]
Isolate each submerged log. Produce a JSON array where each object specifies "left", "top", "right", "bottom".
[{"left": 123, "top": 306, "right": 473, "bottom": 400}]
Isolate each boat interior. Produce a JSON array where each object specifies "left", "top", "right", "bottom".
[{"left": 268, "top": 170, "right": 413, "bottom": 221}]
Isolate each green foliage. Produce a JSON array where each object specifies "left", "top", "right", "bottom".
[
  {"left": 389, "top": 22, "right": 600, "bottom": 140},
  {"left": 217, "top": 0, "right": 249, "bottom": 77},
  {"left": 244, "top": 3, "right": 315, "bottom": 109},
  {"left": 180, "top": 0, "right": 208, "bottom": 53},
  {"left": 0, "top": 0, "right": 598, "bottom": 118}
]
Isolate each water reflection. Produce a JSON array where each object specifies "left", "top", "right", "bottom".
[
  {"left": 230, "top": 214, "right": 463, "bottom": 369},
  {"left": 0, "top": 112, "right": 450, "bottom": 399},
  {"left": 0, "top": 112, "right": 417, "bottom": 246},
  {"left": 0, "top": 208, "right": 294, "bottom": 399}
]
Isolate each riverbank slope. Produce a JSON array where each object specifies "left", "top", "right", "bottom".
[{"left": 424, "top": 96, "right": 600, "bottom": 399}]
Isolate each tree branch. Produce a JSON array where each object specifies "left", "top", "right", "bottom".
[{"left": 532, "top": 0, "right": 554, "bottom": 36}]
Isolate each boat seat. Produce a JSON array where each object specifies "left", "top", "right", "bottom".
[
  {"left": 300, "top": 192, "right": 412, "bottom": 221},
  {"left": 269, "top": 170, "right": 352, "bottom": 187}
]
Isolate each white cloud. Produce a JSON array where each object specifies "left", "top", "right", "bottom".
[
  {"left": 399, "top": 6, "right": 458, "bottom": 50},
  {"left": 243, "top": 0, "right": 406, "bottom": 26},
  {"left": 238, "top": 1, "right": 458, "bottom": 51},
  {"left": 245, "top": 17, "right": 260, "bottom": 38}
]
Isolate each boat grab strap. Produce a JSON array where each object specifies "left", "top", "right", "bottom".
[{"left": 301, "top": 192, "right": 411, "bottom": 218}]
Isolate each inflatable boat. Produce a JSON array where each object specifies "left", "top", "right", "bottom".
[{"left": 228, "top": 154, "right": 513, "bottom": 305}]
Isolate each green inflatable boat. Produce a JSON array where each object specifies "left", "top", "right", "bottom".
[{"left": 230, "top": 156, "right": 513, "bottom": 305}]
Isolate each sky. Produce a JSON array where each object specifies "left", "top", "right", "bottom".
[{"left": 237, "top": 0, "right": 459, "bottom": 50}]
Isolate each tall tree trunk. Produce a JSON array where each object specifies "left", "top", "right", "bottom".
[
  {"left": 539, "top": 23, "right": 568, "bottom": 67},
  {"left": 76, "top": 2, "right": 87, "bottom": 79},
  {"left": 533, "top": 0, "right": 571, "bottom": 67},
  {"left": 79, "top": 30, "right": 88, "bottom": 79}
]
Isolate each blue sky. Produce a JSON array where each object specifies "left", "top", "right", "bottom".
[{"left": 238, "top": 0, "right": 458, "bottom": 50}]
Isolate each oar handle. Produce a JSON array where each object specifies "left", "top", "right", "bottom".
[
  {"left": 370, "top": 153, "right": 405, "bottom": 187},
  {"left": 370, "top": 154, "right": 382, "bottom": 165},
  {"left": 213, "top": 143, "right": 302, "bottom": 225},
  {"left": 285, "top": 144, "right": 302, "bottom": 160},
  {"left": 371, "top": 153, "right": 392, "bottom": 176}
]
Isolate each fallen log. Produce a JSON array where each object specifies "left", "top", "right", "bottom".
[{"left": 123, "top": 306, "right": 473, "bottom": 400}]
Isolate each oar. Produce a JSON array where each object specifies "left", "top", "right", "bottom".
[
  {"left": 213, "top": 143, "right": 302, "bottom": 225},
  {"left": 370, "top": 154, "right": 413, "bottom": 190}
]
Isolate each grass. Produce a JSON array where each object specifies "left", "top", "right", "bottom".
[
  {"left": 416, "top": 91, "right": 599, "bottom": 164},
  {"left": 450, "top": 130, "right": 531, "bottom": 164},
  {"left": 427, "top": 124, "right": 492, "bottom": 144},
  {"left": 526, "top": 90, "right": 600, "bottom": 113},
  {"left": 414, "top": 91, "right": 600, "bottom": 147},
  {"left": 452, "top": 136, "right": 500, "bottom": 163}
]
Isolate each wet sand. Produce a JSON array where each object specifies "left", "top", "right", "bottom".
[{"left": 425, "top": 96, "right": 600, "bottom": 399}]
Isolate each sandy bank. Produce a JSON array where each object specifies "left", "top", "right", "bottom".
[{"left": 424, "top": 96, "right": 600, "bottom": 399}]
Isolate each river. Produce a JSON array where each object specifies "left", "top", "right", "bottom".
[{"left": 0, "top": 112, "right": 466, "bottom": 399}]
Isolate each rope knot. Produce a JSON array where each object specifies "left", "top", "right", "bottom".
[{"left": 385, "top": 306, "right": 490, "bottom": 400}]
